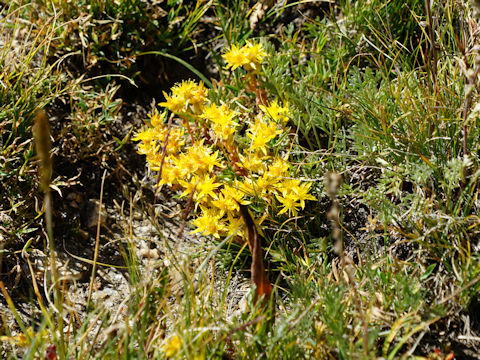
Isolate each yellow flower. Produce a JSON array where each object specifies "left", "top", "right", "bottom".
[
  {"left": 161, "top": 334, "right": 182, "bottom": 358},
  {"left": 187, "top": 141, "right": 223, "bottom": 173},
  {"left": 225, "top": 213, "right": 245, "bottom": 238},
  {"left": 222, "top": 184, "right": 250, "bottom": 205},
  {"left": 275, "top": 179, "right": 317, "bottom": 215},
  {"left": 276, "top": 191, "right": 301, "bottom": 216},
  {"left": 133, "top": 127, "right": 159, "bottom": 147},
  {"left": 210, "top": 184, "right": 250, "bottom": 214},
  {"left": 134, "top": 128, "right": 165, "bottom": 168},
  {"left": 159, "top": 80, "right": 207, "bottom": 113},
  {"left": 159, "top": 161, "right": 180, "bottom": 186},
  {"left": 174, "top": 152, "right": 199, "bottom": 175},
  {"left": 247, "top": 117, "right": 282, "bottom": 153},
  {"left": 223, "top": 41, "right": 266, "bottom": 71},
  {"left": 238, "top": 152, "right": 268, "bottom": 173},
  {"left": 148, "top": 109, "right": 167, "bottom": 128},
  {"left": 244, "top": 41, "right": 266, "bottom": 69},
  {"left": 255, "top": 173, "right": 276, "bottom": 197},
  {"left": 196, "top": 174, "right": 221, "bottom": 202},
  {"left": 0, "top": 327, "right": 47, "bottom": 348},
  {"left": 178, "top": 175, "right": 197, "bottom": 197},
  {"left": 213, "top": 123, "right": 236, "bottom": 141},
  {"left": 266, "top": 157, "right": 289, "bottom": 179},
  {"left": 172, "top": 80, "right": 207, "bottom": 107},
  {"left": 275, "top": 178, "right": 302, "bottom": 194},
  {"left": 201, "top": 103, "right": 238, "bottom": 141},
  {"left": 135, "top": 50, "right": 318, "bottom": 241},
  {"left": 210, "top": 192, "right": 235, "bottom": 215},
  {"left": 0, "top": 333, "right": 28, "bottom": 347},
  {"left": 201, "top": 103, "right": 236, "bottom": 126},
  {"left": 165, "top": 128, "right": 186, "bottom": 155},
  {"left": 134, "top": 126, "right": 185, "bottom": 159},
  {"left": 191, "top": 206, "right": 226, "bottom": 238},
  {"left": 159, "top": 92, "right": 185, "bottom": 113},
  {"left": 223, "top": 44, "right": 248, "bottom": 70},
  {"left": 259, "top": 99, "right": 290, "bottom": 124},
  {"left": 292, "top": 181, "right": 317, "bottom": 208}
]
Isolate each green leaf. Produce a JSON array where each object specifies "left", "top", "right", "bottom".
[{"left": 420, "top": 264, "right": 436, "bottom": 280}]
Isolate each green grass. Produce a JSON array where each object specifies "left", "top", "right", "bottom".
[
  {"left": 1, "top": 2, "right": 68, "bottom": 247},
  {"left": 1, "top": 0, "right": 480, "bottom": 359}
]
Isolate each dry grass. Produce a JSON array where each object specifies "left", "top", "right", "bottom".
[{"left": 1, "top": 0, "right": 480, "bottom": 359}]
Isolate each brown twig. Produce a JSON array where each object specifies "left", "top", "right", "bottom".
[
  {"left": 178, "top": 181, "right": 198, "bottom": 238},
  {"left": 223, "top": 140, "right": 248, "bottom": 177},
  {"left": 425, "top": 0, "right": 438, "bottom": 87},
  {"left": 248, "top": 72, "right": 268, "bottom": 107},
  {"left": 156, "top": 113, "right": 174, "bottom": 190},
  {"left": 326, "top": 173, "right": 369, "bottom": 357},
  {"left": 239, "top": 204, "right": 272, "bottom": 303},
  {"left": 34, "top": 109, "right": 67, "bottom": 358}
]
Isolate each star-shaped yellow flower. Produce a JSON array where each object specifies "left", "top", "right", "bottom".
[
  {"left": 259, "top": 99, "right": 290, "bottom": 124},
  {"left": 223, "top": 41, "right": 266, "bottom": 71}
]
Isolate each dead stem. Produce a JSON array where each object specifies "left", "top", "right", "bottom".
[
  {"left": 87, "top": 169, "right": 107, "bottom": 305},
  {"left": 326, "top": 173, "right": 369, "bottom": 357},
  {"left": 34, "top": 109, "right": 66, "bottom": 358},
  {"left": 156, "top": 113, "right": 174, "bottom": 191},
  {"left": 239, "top": 204, "right": 273, "bottom": 304}
]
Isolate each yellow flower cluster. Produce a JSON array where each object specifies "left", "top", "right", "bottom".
[
  {"left": 0, "top": 327, "right": 48, "bottom": 347},
  {"left": 223, "top": 41, "right": 266, "bottom": 71},
  {"left": 159, "top": 79, "right": 207, "bottom": 114},
  {"left": 161, "top": 334, "right": 182, "bottom": 357},
  {"left": 135, "top": 41, "right": 316, "bottom": 240}
]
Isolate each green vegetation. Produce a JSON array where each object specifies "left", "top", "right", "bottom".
[{"left": 1, "top": 0, "right": 479, "bottom": 359}]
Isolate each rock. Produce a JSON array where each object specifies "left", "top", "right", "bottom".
[{"left": 85, "top": 199, "right": 107, "bottom": 228}]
